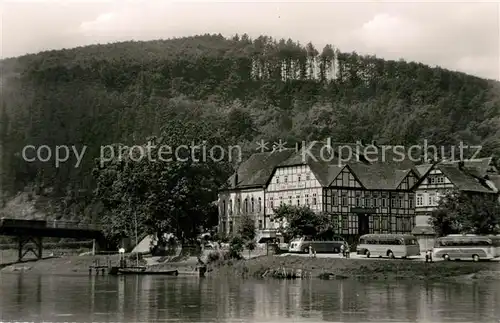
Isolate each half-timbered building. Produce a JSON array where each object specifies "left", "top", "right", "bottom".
[
  {"left": 412, "top": 158, "right": 499, "bottom": 249},
  {"left": 261, "top": 143, "right": 420, "bottom": 243},
  {"left": 217, "top": 149, "right": 295, "bottom": 236},
  {"left": 324, "top": 163, "right": 418, "bottom": 243}
]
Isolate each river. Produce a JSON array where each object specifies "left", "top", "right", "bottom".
[{"left": 0, "top": 273, "right": 499, "bottom": 322}]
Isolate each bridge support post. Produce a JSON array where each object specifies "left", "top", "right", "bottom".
[{"left": 16, "top": 236, "right": 43, "bottom": 262}]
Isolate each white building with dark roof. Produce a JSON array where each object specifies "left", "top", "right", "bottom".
[
  {"left": 217, "top": 149, "right": 295, "bottom": 236},
  {"left": 412, "top": 158, "right": 499, "bottom": 249}
]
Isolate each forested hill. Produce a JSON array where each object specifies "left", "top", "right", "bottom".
[{"left": 1, "top": 33, "right": 500, "bottom": 219}]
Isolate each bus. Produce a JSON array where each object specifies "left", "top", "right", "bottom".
[
  {"left": 356, "top": 234, "right": 420, "bottom": 259},
  {"left": 491, "top": 235, "right": 500, "bottom": 257},
  {"left": 288, "top": 236, "right": 346, "bottom": 254},
  {"left": 433, "top": 234, "right": 500, "bottom": 261}
]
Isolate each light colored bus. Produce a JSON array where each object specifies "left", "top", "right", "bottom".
[
  {"left": 288, "top": 236, "right": 346, "bottom": 254},
  {"left": 356, "top": 234, "right": 420, "bottom": 259},
  {"left": 433, "top": 234, "right": 500, "bottom": 261}
]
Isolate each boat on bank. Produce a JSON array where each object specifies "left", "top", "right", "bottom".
[
  {"left": 108, "top": 265, "right": 207, "bottom": 276},
  {"left": 108, "top": 266, "right": 179, "bottom": 276}
]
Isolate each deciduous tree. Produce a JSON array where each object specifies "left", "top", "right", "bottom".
[
  {"left": 273, "top": 204, "right": 332, "bottom": 242},
  {"left": 429, "top": 190, "right": 500, "bottom": 236}
]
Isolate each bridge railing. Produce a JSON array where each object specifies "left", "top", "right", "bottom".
[{"left": 46, "top": 220, "right": 101, "bottom": 231}]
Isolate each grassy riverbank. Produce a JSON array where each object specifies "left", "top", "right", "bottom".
[
  {"left": 208, "top": 255, "right": 500, "bottom": 281},
  {"left": 0, "top": 253, "right": 121, "bottom": 274}
]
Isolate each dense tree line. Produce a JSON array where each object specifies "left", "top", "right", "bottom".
[{"left": 1, "top": 33, "right": 500, "bottom": 234}]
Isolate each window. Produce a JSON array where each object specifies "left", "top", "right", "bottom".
[
  {"left": 229, "top": 200, "right": 233, "bottom": 215},
  {"left": 222, "top": 200, "right": 226, "bottom": 215},
  {"left": 289, "top": 196, "right": 292, "bottom": 205},
  {"left": 430, "top": 177, "right": 436, "bottom": 184},
  {"left": 229, "top": 221, "right": 233, "bottom": 233},
  {"left": 355, "top": 195, "right": 361, "bottom": 207},
  {"left": 342, "top": 216, "right": 348, "bottom": 230},
  {"left": 382, "top": 196, "right": 387, "bottom": 207},
  {"left": 237, "top": 198, "right": 241, "bottom": 213},
  {"left": 373, "top": 196, "right": 378, "bottom": 207},
  {"left": 398, "top": 195, "right": 402, "bottom": 208},
  {"left": 270, "top": 197, "right": 274, "bottom": 209},
  {"left": 251, "top": 197, "right": 255, "bottom": 213},
  {"left": 341, "top": 193, "right": 348, "bottom": 206},
  {"left": 258, "top": 197, "right": 262, "bottom": 212},
  {"left": 279, "top": 196, "right": 283, "bottom": 205},
  {"left": 313, "top": 193, "right": 317, "bottom": 205},
  {"left": 396, "top": 216, "right": 403, "bottom": 232},
  {"left": 332, "top": 193, "right": 336, "bottom": 206},
  {"left": 305, "top": 194, "right": 309, "bottom": 205},
  {"left": 428, "top": 193, "right": 435, "bottom": 206},
  {"left": 276, "top": 176, "right": 280, "bottom": 183},
  {"left": 365, "top": 196, "right": 371, "bottom": 207},
  {"left": 408, "top": 194, "right": 414, "bottom": 208},
  {"left": 298, "top": 175, "right": 301, "bottom": 182},
  {"left": 258, "top": 220, "right": 263, "bottom": 230},
  {"left": 373, "top": 215, "right": 380, "bottom": 230},
  {"left": 245, "top": 198, "right": 249, "bottom": 213},
  {"left": 381, "top": 217, "right": 388, "bottom": 231},
  {"left": 391, "top": 196, "right": 396, "bottom": 208},
  {"left": 284, "top": 176, "right": 288, "bottom": 183},
  {"left": 296, "top": 195, "right": 300, "bottom": 206},
  {"left": 306, "top": 174, "right": 310, "bottom": 180},
  {"left": 416, "top": 194, "right": 423, "bottom": 206}
]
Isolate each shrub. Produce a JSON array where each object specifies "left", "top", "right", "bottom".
[
  {"left": 207, "top": 251, "right": 221, "bottom": 264},
  {"left": 229, "top": 236, "right": 244, "bottom": 260}
]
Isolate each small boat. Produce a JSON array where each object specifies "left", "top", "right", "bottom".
[
  {"left": 118, "top": 268, "right": 179, "bottom": 276},
  {"left": 108, "top": 266, "right": 178, "bottom": 276}
]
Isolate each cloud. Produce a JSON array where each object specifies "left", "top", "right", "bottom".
[
  {"left": 79, "top": 12, "right": 117, "bottom": 33},
  {"left": 1, "top": 1, "right": 499, "bottom": 80},
  {"left": 355, "top": 13, "right": 423, "bottom": 54}
]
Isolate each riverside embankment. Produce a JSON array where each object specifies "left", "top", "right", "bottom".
[
  {"left": 4, "top": 249, "right": 500, "bottom": 281},
  {"left": 207, "top": 255, "right": 500, "bottom": 281}
]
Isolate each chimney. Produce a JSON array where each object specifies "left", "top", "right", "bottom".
[{"left": 233, "top": 173, "right": 239, "bottom": 187}]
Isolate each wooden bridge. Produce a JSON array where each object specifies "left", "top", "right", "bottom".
[{"left": 0, "top": 218, "right": 106, "bottom": 261}]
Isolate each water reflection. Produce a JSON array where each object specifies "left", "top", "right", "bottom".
[{"left": 0, "top": 273, "right": 499, "bottom": 322}]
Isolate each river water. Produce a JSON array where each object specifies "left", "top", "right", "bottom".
[{"left": 0, "top": 273, "right": 499, "bottom": 322}]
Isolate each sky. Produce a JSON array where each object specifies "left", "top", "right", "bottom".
[{"left": 1, "top": 0, "right": 499, "bottom": 80}]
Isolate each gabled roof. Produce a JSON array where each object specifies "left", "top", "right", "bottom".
[
  {"left": 348, "top": 162, "right": 416, "bottom": 190},
  {"left": 415, "top": 164, "right": 433, "bottom": 177},
  {"left": 486, "top": 175, "right": 500, "bottom": 193},
  {"left": 442, "top": 157, "right": 495, "bottom": 177},
  {"left": 221, "top": 140, "right": 497, "bottom": 193},
  {"left": 269, "top": 143, "right": 352, "bottom": 187},
  {"left": 224, "top": 149, "right": 296, "bottom": 189},
  {"left": 437, "top": 164, "right": 495, "bottom": 193}
]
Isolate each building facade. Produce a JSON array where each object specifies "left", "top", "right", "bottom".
[
  {"left": 323, "top": 165, "right": 417, "bottom": 242},
  {"left": 412, "top": 158, "right": 499, "bottom": 249},
  {"left": 265, "top": 164, "right": 324, "bottom": 230},
  {"left": 219, "top": 142, "right": 421, "bottom": 243},
  {"left": 217, "top": 149, "right": 296, "bottom": 237},
  {"left": 218, "top": 143, "right": 500, "bottom": 245}
]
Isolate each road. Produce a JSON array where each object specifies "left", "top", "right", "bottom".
[{"left": 276, "top": 252, "right": 500, "bottom": 262}]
